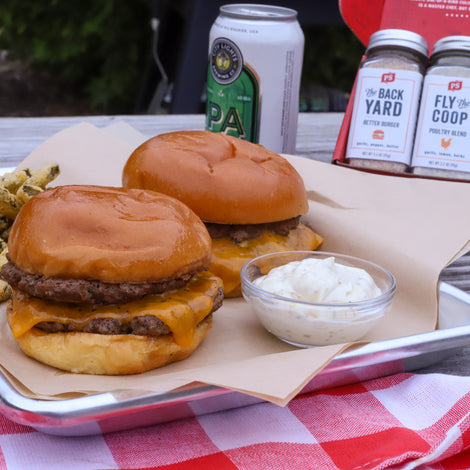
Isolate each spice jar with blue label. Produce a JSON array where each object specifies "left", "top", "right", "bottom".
[
  {"left": 411, "top": 36, "right": 470, "bottom": 180},
  {"left": 345, "top": 29, "right": 429, "bottom": 173}
]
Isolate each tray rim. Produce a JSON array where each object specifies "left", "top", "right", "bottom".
[{"left": 1, "top": 281, "right": 469, "bottom": 432}]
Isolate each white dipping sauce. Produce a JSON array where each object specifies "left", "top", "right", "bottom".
[
  {"left": 254, "top": 257, "right": 381, "bottom": 303},
  {"left": 251, "top": 257, "right": 384, "bottom": 346}
]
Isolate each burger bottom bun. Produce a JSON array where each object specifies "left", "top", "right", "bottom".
[{"left": 11, "top": 314, "right": 213, "bottom": 375}]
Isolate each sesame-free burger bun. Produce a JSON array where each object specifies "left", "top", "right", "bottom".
[
  {"left": 8, "top": 185, "right": 211, "bottom": 282},
  {"left": 8, "top": 310, "right": 213, "bottom": 375},
  {"left": 122, "top": 131, "right": 323, "bottom": 298},
  {"left": 3, "top": 185, "right": 224, "bottom": 375},
  {"left": 122, "top": 130, "right": 308, "bottom": 224}
]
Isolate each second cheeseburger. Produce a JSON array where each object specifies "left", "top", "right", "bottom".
[
  {"left": 123, "top": 131, "right": 323, "bottom": 297},
  {"left": 1, "top": 185, "right": 224, "bottom": 375}
]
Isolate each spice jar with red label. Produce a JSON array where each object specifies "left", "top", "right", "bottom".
[
  {"left": 411, "top": 36, "right": 470, "bottom": 180},
  {"left": 345, "top": 29, "right": 429, "bottom": 173}
]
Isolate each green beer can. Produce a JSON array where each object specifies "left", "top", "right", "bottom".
[{"left": 206, "top": 4, "right": 304, "bottom": 154}]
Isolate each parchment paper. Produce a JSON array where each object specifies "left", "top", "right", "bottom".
[{"left": 1, "top": 121, "right": 469, "bottom": 406}]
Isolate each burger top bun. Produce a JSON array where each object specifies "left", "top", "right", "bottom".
[
  {"left": 122, "top": 131, "right": 309, "bottom": 225},
  {"left": 8, "top": 185, "right": 211, "bottom": 282}
]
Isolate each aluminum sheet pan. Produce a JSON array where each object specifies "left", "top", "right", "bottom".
[{"left": 0, "top": 281, "right": 469, "bottom": 436}]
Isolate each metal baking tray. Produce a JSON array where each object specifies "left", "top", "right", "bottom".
[{"left": 0, "top": 280, "right": 469, "bottom": 436}]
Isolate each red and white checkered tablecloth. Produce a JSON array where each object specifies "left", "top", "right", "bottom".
[{"left": 1, "top": 373, "right": 470, "bottom": 469}]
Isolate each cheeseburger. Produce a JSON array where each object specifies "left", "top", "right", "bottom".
[
  {"left": 1, "top": 185, "right": 223, "bottom": 375},
  {"left": 122, "top": 131, "right": 323, "bottom": 298}
]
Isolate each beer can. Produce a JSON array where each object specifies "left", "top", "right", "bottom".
[{"left": 205, "top": 4, "right": 304, "bottom": 154}]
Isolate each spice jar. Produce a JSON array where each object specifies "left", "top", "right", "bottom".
[
  {"left": 345, "top": 29, "right": 429, "bottom": 173},
  {"left": 411, "top": 36, "right": 470, "bottom": 180}
]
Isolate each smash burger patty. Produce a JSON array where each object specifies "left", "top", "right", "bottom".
[
  {"left": 2, "top": 185, "right": 224, "bottom": 375},
  {"left": 2, "top": 261, "right": 194, "bottom": 304},
  {"left": 205, "top": 216, "right": 301, "bottom": 244},
  {"left": 122, "top": 130, "right": 323, "bottom": 297},
  {"left": 2, "top": 261, "right": 224, "bottom": 334}
]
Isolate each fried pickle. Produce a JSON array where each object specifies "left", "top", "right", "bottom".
[
  {"left": 0, "top": 164, "right": 60, "bottom": 302},
  {"left": 16, "top": 164, "right": 60, "bottom": 205}
]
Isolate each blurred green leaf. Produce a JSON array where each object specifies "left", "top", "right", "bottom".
[
  {"left": 303, "top": 25, "right": 365, "bottom": 92},
  {"left": 0, "top": 2, "right": 364, "bottom": 114},
  {"left": 0, "top": 0, "right": 152, "bottom": 113}
]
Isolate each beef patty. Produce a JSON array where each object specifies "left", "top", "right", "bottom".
[
  {"left": 35, "top": 286, "right": 223, "bottom": 337},
  {"left": 206, "top": 216, "right": 301, "bottom": 244},
  {"left": 1, "top": 261, "right": 194, "bottom": 305}
]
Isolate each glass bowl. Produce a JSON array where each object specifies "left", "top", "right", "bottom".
[{"left": 240, "top": 251, "right": 396, "bottom": 347}]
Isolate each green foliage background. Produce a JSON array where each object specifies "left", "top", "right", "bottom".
[
  {"left": 303, "top": 25, "right": 364, "bottom": 92},
  {"left": 0, "top": 0, "right": 152, "bottom": 114},
  {"left": 0, "top": 1, "right": 364, "bottom": 114}
]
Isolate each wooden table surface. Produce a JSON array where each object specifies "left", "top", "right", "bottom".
[
  {"left": 0, "top": 113, "right": 342, "bottom": 167},
  {"left": 0, "top": 112, "right": 469, "bottom": 376}
]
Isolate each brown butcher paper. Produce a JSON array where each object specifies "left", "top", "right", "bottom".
[{"left": 0, "top": 121, "right": 469, "bottom": 406}]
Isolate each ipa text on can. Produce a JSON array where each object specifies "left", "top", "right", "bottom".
[{"left": 205, "top": 4, "right": 304, "bottom": 154}]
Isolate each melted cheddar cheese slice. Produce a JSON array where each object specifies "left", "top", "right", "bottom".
[
  {"left": 8, "top": 272, "right": 223, "bottom": 348},
  {"left": 210, "top": 223, "right": 323, "bottom": 296}
]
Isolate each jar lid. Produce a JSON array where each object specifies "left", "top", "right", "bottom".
[
  {"left": 431, "top": 35, "right": 470, "bottom": 56},
  {"left": 368, "top": 29, "right": 429, "bottom": 57}
]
